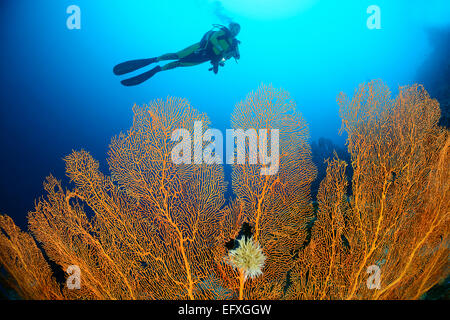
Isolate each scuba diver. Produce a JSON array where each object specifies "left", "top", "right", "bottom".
[{"left": 113, "top": 22, "right": 241, "bottom": 86}]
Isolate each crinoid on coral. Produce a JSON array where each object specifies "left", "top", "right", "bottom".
[
  {"left": 225, "top": 235, "right": 266, "bottom": 300},
  {"left": 226, "top": 236, "right": 266, "bottom": 280},
  {"left": 0, "top": 81, "right": 448, "bottom": 300}
]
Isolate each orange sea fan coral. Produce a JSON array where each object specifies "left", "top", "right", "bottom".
[
  {"left": 216, "top": 84, "right": 317, "bottom": 299},
  {"left": 28, "top": 164, "right": 146, "bottom": 299},
  {"left": 7, "top": 97, "right": 229, "bottom": 300},
  {"left": 107, "top": 97, "right": 227, "bottom": 299},
  {"left": 0, "top": 214, "right": 62, "bottom": 299},
  {"left": 288, "top": 80, "right": 449, "bottom": 299},
  {"left": 0, "top": 82, "right": 448, "bottom": 300}
]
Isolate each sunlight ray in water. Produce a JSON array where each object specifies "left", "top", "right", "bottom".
[{"left": 218, "top": 0, "right": 318, "bottom": 20}]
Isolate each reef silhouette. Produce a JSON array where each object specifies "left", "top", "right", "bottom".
[
  {"left": 416, "top": 27, "right": 450, "bottom": 128},
  {"left": 0, "top": 81, "right": 448, "bottom": 300},
  {"left": 310, "top": 137, "right": 351, "bottom": 201}
]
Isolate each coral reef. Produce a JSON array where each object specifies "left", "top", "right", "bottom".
[{"left": 0, "top": 81, "right": 448, "bottom": 300}]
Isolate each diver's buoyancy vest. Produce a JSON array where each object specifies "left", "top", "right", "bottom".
[{"left": 199, "top": 25, "right": 233, "bottom": 53}]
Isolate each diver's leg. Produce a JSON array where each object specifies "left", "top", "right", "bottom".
[
  {"left": 115, "top": 43, "right": 202, "bottom": 76},
  {"left": 156, "top": 53, "right": 179, "bottom": 61},
  {"left": 113, "top": 58, "right": 159, "bottom": 75},
  {"left": 121, "top": 65, "right": 162, "bottom": 86},
  {"left": 160, "top": 60, "right": 203, "bottom": 71},
  {"left": 157, "top": 43, "right": 201, "bottom": 61},
  {"left": 176, "top": 43, "right": 201, "bottom": 59},
  {"left": 121, "top": 59, "right": 204, "bottom": 86}
]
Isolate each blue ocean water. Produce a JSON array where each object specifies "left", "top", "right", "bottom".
[{"left": 0, "top": 0, "right": 449, "bottom": 227}]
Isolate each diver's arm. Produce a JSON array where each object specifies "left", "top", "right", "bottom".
[
  {"left": 209, "top": 57, "right": 225, "bottom": 74},
  {"left": 209, "top": 61, "right": 219, "bottom": 74}
]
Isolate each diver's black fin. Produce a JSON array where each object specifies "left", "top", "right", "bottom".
[
  {"left": 113, "top": 58, "right": 157, "bottom": 75},
  {"left": 121, "top": 66, "right": 162, "bottom": 86}
]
